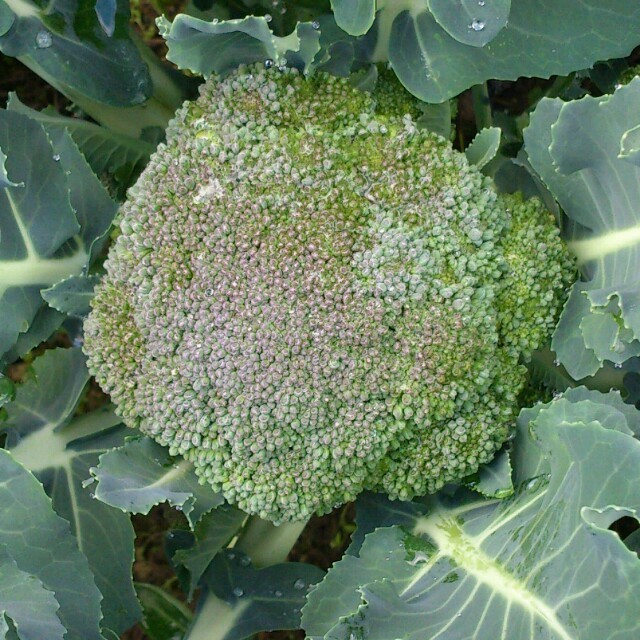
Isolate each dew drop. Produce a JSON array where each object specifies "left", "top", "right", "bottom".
[
  {"left": 470, "top": 19, "right": 485, "bottom": 31},
  {"left": 264, "top": 59, "right": 274, "bottom": 69},
  {"left": 35, "top": 30, "right": 53, "bottom": 49},
  {"left": 232, "top": 587, "right": 244, "bottom": 597},
  {"left": 81, "top": 477, "right": 96, "bottom": 488},
  {"left": 614, "top": 362, "right": 623, "bottom": 369},
  {"left": 311, "top": 20, "right": 320, "bottom": 30},
  {"left": 478, "top": 0, "right": 485, "bottom": 5},
  {"left": 52, "top": 154, "right": 61, "bottom": 162},
  {"left": 227, "top": 552, "right": 236, "bottom": 560},
  {"left": 553, "top": 359, "right": 560, "bottom": 366},
  {"left": 293, "top": 579, "right": 305, "bottom": 590},
  {"left": 274, "top": 590, "right": 283, "bottom": 597},
  {"left": 265, "top": 13, "right": 273, "bottom": 23},
  {"left": 239, "top": 555, "right": 251, "bottom": 566}
]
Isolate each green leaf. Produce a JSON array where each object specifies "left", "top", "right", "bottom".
[
  {"left": 303, "top": 389, "right": 640, "bottom": 639},
  {"left": 173, "top": 505, "right": 246, "bottom": 598},
  {"left": 0, "top": 110, "right": 81, "bottom": 359},
  {"left": 330, "top": 0, "right": 375, "bottom": 36},
  {"left": 7, "top": 93, "right": 155, "bottom": 189},
  {"left": 371, "top": 1, "right": 640, "bottom": 102},
  {"left": 525, "top": 79, "right": 640, "bottom": 378},
  {"left": 158, "top": 14, "right": 320, "bottom": 77},
  {"left": 0, "top": 448, "right": 103, "bottom": 640},
  {"left": 465, "top": 126, "right": 501, "bottom": 169},
  {"left": 136, "top": 583, "right": 193, "bottom": 640},
  {"left": 4, "top": 348, "right": 141, "bottom": 636},
  {"left": 41, "top": 274, "right": 99, "bottom": 317},
  {"left": 195, "top": 550, "right": 325, "bottom": 640},
  {"left": 415, "top": 100, "right": 451, "bottom": 139},
  {"left": 0, "top": 2, "right": 14, "bottom": 36},
  {"left": 428, "top": 0, "right": 510, "bottom": 47},
  {"left": 0, "top": 546, "right": 66, "bottom": 640},
  {"left": 0, "top": 109, "right": 116, "bottom": 361},
  {"left": 93, "top": 436, "right": 223, "bottom": 527},
  {"left": 0, "top": 0, "right": 151, "bottom": 106},
  {"left": 465, "top": 448, "right": 513, "bottom": 499}
]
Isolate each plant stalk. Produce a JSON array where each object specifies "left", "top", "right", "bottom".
[{"left": 185, "top": 516, "right": 308, "bottom": 640}]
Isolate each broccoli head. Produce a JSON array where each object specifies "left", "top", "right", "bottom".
[{"left": 84, "top": 65, "right": 573, "bottom": 523}]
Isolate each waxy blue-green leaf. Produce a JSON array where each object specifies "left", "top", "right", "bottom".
[
  {"left": 465, "top": 448, "right": 513, "bottom": 499},
  {"left": 0, "top": 448, "right": 103, "bottom": 640},
  {"left": 415, "top": 100, "right": 452, "bottom": 139},
  {"left": 0, "top": 108, "right": 116, "bottom": 361},
  {"left": 93, "top": 436, "right": 223, "bottom": 527},
  {"left": 303, "top": 389, "right": 640, "bottom": 640},
  {"left": 0, "top": 2, "right": 14, "bottom": 35},
  {"left": 173, "top": 504, "right": 246, "bottom": 598},
  {"left": 525, "top": 79, "right": 640, "bottom": 378},
  {"left": 465, "top": 126, "right": 501, "bottom": 170},
  {"left": 136, "top": 583, "right": 193, "bottom": 640},
  {"left": 192, "top": 550, "right": 324, "bottom": 640},
  {"left": 0, "top": 0, "right": 151, "bottom": 106},
  {"left": 7, "top": 93, "right": 154, "bottom": 193},
  {"left": 0, "top": 111, "right": 81, "bottom": 360},
  {"left": 158, "top": 14, "right": 320, "bottom": 77},
  {"left": 330, "top": 0, "right": 375, "bottom": 36},
  {"left": 41, "top": 274, "right": 99, "bottom": 317},
  {"left": 369, "top": 0, "right": 640, "bottom": 102},
  {"left": 428, "top": 0, "right": 510, "bottom": 47},
  {"left": 0, "top": 546, "right": 66, "bottom": 640},
  {"left": 4, "top": 348, "right": 141, "bottom": 636}
]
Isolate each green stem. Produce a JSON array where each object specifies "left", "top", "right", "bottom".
[
  {"left": 185, "top": 517, "right": 308, "bottom": 640},
  {"left": 471, "top": 82, "right": 492, "bottom": 131},
  {"left": 234, "top": 517, "right": 308, "bottom": 568}
]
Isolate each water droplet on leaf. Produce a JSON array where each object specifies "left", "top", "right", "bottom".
[
  {"left": 293, "top": 579, "right": 305, "bottom": 590},
  {"left": 232, "top": 587, "right": 244, "bottom": 597},
  {"left": 265, "top": 13, "right": 273, "bottom": 22},
  {"left": 35, "top": 30, "right": 53, "bottom": 49},
  {"left": 470, "top": 19, "right": 485, "bottom": 31}
]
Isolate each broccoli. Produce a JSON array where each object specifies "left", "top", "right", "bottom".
[{"left": 84, "top": 65, "right": 573, "bottom": 523}]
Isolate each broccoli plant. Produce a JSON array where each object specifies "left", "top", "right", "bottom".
[
  {"left": 84, "top": 66, "right": 572, "bottom": 523},
  {"left": 1, "top": 2, "right": 640, "bottom": 640}
]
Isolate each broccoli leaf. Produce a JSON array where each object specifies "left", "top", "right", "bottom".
[
  {"left": 0, "top": 0, "right": 151, "bottom": 106},
  {"left": 172, "top": 505, "right": 247, "bottom": 598},
  {"left": 41, "top": 274, "right": 100, "bottom": 317},
  {"left": 7, "top": 93, "right": 156, "bottom": 191},
  {"left": 427, "top": 0, "right": 511, "bottom": 47},
  {"left": 0, "top": 111, "right": 80, "bottom": 360},
  {"left": 0, "top": 110, "right": 116, "bottom": 362},
  {"left": 0, "top": 448, "right": 103, "bottom": 640},
  {"left": 525, "top": 79, "right": 640, "bottom": 378},
  {"left": 0, "top": 546, "right": 66, "bottom": 640},
  {"left": 4, "top": 348, "right": 141, "bottom": 636},
  {"left": 465, "top": 126, "right": 501, "bottom": 170},
  {"left": 195, "top": 550, "right": 325, "bottom": 640},
  {"left": 302, "top": 389, "right": 640, "bottom": 640},
  {"left": 370, "top": 0, "right": 640, "bottom": 102},
  {"left": 135, "top": 583, "right": 193, "bottom": 640},
  {"left": 158, "top": 14, "right": 320, "bottom": 77},
  {"left": 93, "top": 436, "right": 223, "bottom": 527},
  {"left": 330, "top": 0, "right": 375, "bottom": 36}
]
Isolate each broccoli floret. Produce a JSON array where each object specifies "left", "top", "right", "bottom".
[{"left": 84, "top": 65, "right": 573, "bottom": 523}]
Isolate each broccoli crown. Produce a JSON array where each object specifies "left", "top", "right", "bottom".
[{"left": 84, "top": 65, "right": 573, "bottom": 523}]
